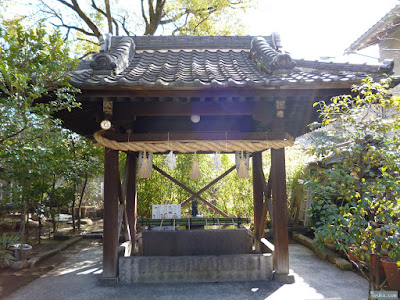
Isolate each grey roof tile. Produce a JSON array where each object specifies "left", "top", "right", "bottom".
[{"left": 69, "top": 35, "right": 394, "bottom": 89}]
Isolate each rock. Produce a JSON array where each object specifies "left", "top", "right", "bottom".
[
  {"left": 54, "top": 229, "right": 72, "bottom": 240},
  {"left": 10, "top": 260, "right": 30, "bottom": 270},
  {"left": 313, "top": 247, "right": 331, "bottom": 260},
  {"left": 293, "top": 232, "right": 315, "bottom": 249},
  {"left": 334, "top": 257, "right": 353, "bottom": 271},
  {"left": 78, "top": 218, "right": 93, "bottom": 226}
]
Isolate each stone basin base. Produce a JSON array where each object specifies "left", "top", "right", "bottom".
[{"left": 119, "top": 253, "right": 273, "bottom": 284}]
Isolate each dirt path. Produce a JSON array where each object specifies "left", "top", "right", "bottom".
[{"left": 0, "top": 239, "right": 101, "bottom": 299}]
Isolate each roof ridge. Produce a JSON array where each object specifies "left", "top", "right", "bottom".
[{"left": 110, "top": 35, "right": 281, "bottom": 50}]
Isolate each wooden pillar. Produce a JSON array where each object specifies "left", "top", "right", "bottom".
[
  {"left": 252, "top": 152, "right": 264, "bottom": 252},
  {"left": 271, "top": 147, "right": 289, "bottom": 275},
  {"left": 102, "top": 148, "right": 120, "bottom": 279},
  {"left": 125, "top": 152, "right": 138, "bottom": 249}
]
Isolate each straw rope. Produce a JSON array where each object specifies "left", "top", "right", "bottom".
[{"left": 94, "top": 130, "right": 294, "bottom": 153}]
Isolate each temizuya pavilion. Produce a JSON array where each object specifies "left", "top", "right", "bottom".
[{"left": 59, "top": 34, "right": 393, "bottom": 283}]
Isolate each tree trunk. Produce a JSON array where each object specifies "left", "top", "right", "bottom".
[
  {"left": 19, "top": 201, "right": 26, "bottom": 260},
  {"left": 77, "top": 175, "right": 88, "bottom": 231},
  {"left": 38, "top": 195, "right": 42, "bottom": 245},
  {"left": 50, "top": 174, "right": 57, "bottom": 236},
  {"left": 105, "top": 0, "right": 113, "bottom": 34},
  {"left": 71, "top": 183, "right": 77, "bottom": 234}
]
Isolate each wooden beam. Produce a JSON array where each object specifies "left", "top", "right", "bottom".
[
  {"left": 78, "top": 87, "right": 352, "bottom": 99},
  {"left": 271, "top": 147, "right": 289, "bottom": 275},
  {"left": 103, "top": 131, "right": 271, "bottom": 143},
  {"left": 137, "top": 217, "right": 250, "bottom": 226},
  {"left": 252, "top": 152, "right": 264, "bottom": 252},
  {"left": 113, "top": 101, "right": 272, "bottom": 117},
  {"left": 180, "top": 165, "right": 236, "bottom": 206},
  {"left": 125, "top": 153, "right": 138, "bottom": 247},
  {"left": 152, "top": 164, "right": 197, "bottom": 195},
  {"left": 152, "top": 164, "right": 229, "bottom": 217},
  {"left": 102, "top": 148, "right": 120, "bottom": 279}
]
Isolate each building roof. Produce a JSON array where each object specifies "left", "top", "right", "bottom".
[
  {"left": 345, "top": 4, "right": 400, "bottom": 53},
  {"left": 70, "top": 35, "right": 394, "bottom": 90},
  {"left": 61, "top": 34, "right": 397, "bottom": 142}
]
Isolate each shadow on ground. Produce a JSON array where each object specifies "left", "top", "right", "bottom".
[{"left": 4, "top": 241, "right": 369, "bottom": 300}]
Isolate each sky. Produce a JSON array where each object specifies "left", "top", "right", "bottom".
[
  {"left": 246, "top": 0, "right": 399, "bottom": 63},
  {"left": 5, "top": 0, "right": 399, "bottom": 63}
]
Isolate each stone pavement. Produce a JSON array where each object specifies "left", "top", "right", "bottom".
[{"left": 6, "top": 241, "right": 369, "bottom": 300}]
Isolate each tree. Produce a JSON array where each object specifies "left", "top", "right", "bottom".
[
  {"left": 306, "top": 77, "right": 400, "bottom": 297},
  {"left": 0, "top": 20, "right": 105, "bottom": 242},
  {"left": 63, "top": 133, "right": 103, "bottom": 232},
  {"left": 31, "top": 0, "right": 253, "bottom": 55},
  {"left": 0, "top": 18, "right": 79, "bottom": 150}
]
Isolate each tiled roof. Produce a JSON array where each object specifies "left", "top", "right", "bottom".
[
  {"left": 345, "top": 4, "right": 400, "bottom": 53},
  {"left": 70, "top": 35, "right": 394, "bottom": 89}
]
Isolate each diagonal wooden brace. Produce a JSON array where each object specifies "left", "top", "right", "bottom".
[
  {"left": 180, "top": 165, "right": 236, "bottom": 206},
  {"left": 152, "top": 164, "right": 229, "bottom": 217}
]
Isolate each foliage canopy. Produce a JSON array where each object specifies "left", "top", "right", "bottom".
[{"left": 307, "top": 77, "right": 400, "bottom": 294}]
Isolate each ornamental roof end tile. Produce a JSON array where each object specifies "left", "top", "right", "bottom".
[
  {"left": 90, "top": 35, "right": 135, "bottom": 76},
  {"left": 250, "top": 37, "right": 296, "bottom": 75}
]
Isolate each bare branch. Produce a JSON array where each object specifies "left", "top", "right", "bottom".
[
  {"left": 91, "top": 0, "right": 119, "bottom": 35},
  {"left": 160, "top": 9, "right": 186, "bottom": 25},
  {"left": 141, "top": 0, "right": 149, "bottom": 26},
  {"left": 76, "top": 37, "right": 99, "bottom": 45},
  {"left": 117, "top": 15, "right": 131, "bottom": 36},
  {"left": 51, "top": 22, "right": 97, "bottom": 37},
  {"left": 65, "top": 0, "right": 102, "bottom": 37},
  {"left": 0, "top": 125, "right": 28, "bottom": 144},
  {"left": 193, "top": 14, "right": 212, "bottom": 33},
  {"left": 78, "top": 51, "right": 97, "bottom": 60}
]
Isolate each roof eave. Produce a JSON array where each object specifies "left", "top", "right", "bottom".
[{"left": 345, "top": 4, "right": 400, "bottom": 54}]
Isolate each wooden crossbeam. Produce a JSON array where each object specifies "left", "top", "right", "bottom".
[
  {"left": 114, "top": 101, "right": 272, "bottom": 117},
  {"left": 79, "top": 87, "right": 351, "bottom": 99},
  {"left": 137, "top": 217, "right": 250, "bottom": 227},
  {"left": 180, "top": 165, "right": 236, "bottom": 206},
  {"left": 152, "top": 164, "right": 229, "bottom": 217},
  {"left": 103, "top": 131, "right": 270, "bottom": 143}
]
